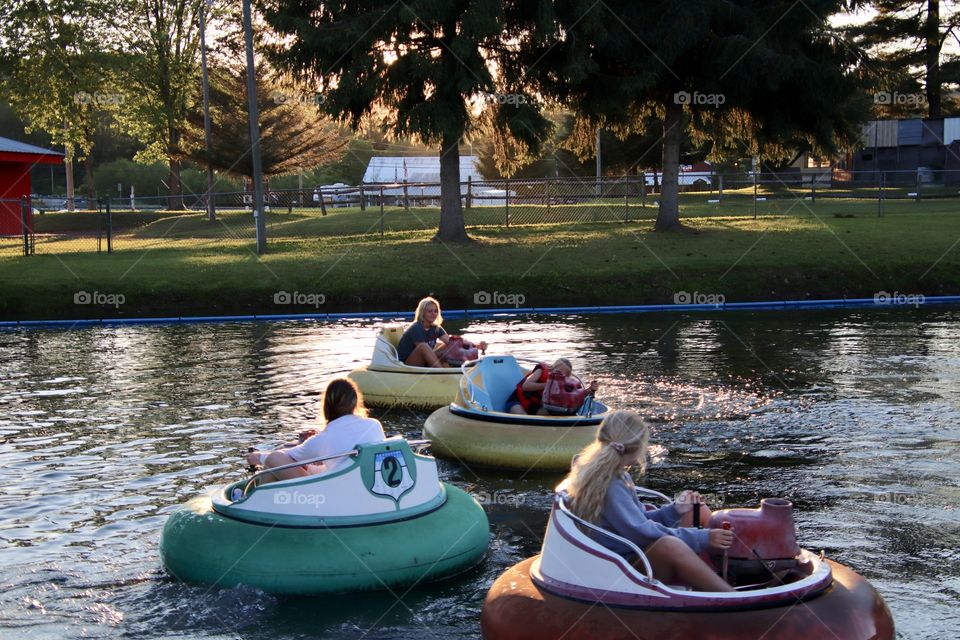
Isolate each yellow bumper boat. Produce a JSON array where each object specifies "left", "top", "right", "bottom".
[{"left": 348, "top": 325, "right": 463, "bottom": 408}]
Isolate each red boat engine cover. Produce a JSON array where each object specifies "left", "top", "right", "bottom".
[
  {"left": 441, "top": 336, "right": 479, "bottom": 366},
  {"left": 541, "top": 371, "right": 588, "bottom": 416},
  {"left": 708, "top": 498, "right": 800, "bottom": 582}
]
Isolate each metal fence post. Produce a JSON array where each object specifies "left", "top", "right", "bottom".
[
  {"left": 624, "top": 178, "right": 630, "bottom": 221},
  {"left": 319, "top": 189, "right": 328, "bottom": 216},
  {"left": 641, "top": 172, "right": 647, "bottom": 209},
  {"left": 878, "top": 171, "right": 884, "bottom": 217},
  {"left": 504, "top": 177, "right": 510, "bottom": 227},
  {"left": 545, "top": 179, "right": 551, "bottom": 217},
  {"left": 810, "top": 175, "right": 816, "bottom": 204},
  {"left": 20, "top": 196, "right": 31, "bottom": 256},
  {"left": 403, "top": 180, "right": 410, "bottom": 212},
  {"left": 466, "top": 176, "right": 472, "bottom": 209},
  {"left": 753, "top": 171, "right": 758, "bottom": 219},
  {"left": 379, "top": 186, "right": 385, "bottom": 243},
  {"left": 106, "top": 196, "right": 113, "bottom": 253},
  {"left": 96, "top": 198, "right": 103, "bottom": 253},
  {"left": 718, "top": 173, "right": 723, "bottom": 206},
  {"left": 915, "top": 170, "right": 921, "bottom": 202}
]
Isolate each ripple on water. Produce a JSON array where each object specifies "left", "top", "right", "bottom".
[{"left": 0, "top": 311, "right": 959, "bottom": 638}]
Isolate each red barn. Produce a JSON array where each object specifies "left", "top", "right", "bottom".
[{"left": 0, "top": 137, "right": 64, "bottom": 236}]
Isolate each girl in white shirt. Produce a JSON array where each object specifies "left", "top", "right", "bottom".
[{"left": 246, "top": 378, "right": 385, "bottom": 483}]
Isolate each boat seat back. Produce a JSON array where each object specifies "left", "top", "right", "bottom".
[
  {"left": 381, "top": 325, "right": 405, "bottom": 348},
  {"left": 370, "top": 325, "right": 405, "bottom": 367},
  {"left": 463, "top": 355, "right": 526, "bottom": 412}
]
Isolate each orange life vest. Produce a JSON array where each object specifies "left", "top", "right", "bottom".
[{"left": 515, "top": 363, "right": 550, "bottom": 413}]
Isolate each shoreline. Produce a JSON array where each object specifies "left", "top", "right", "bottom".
[
  {"left": 5, "top": 212, "right": 960, "bottom": 322},
  {"left": 4, "top": 294, "right": 958, "bottom": 329}
]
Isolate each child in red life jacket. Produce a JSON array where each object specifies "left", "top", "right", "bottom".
[{"left": 506, "top": 358, "right": 599, "bottom": 415}]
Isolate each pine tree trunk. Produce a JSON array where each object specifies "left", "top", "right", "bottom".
[
  {"left": 655, "top": 99, "right": 683, "bottom": 231},
  {"left": 924, "top": 0, "right": 941, "bottom": 118},
  {"left": 84, "top": 155, "right": 96, "bottom": 203},
  {"left": 433, "top": 131, "right": 470, "bottom": 243}
]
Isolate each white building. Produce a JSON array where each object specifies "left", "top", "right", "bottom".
[
  {"left": 362, "top": 155, "right": 483, "bottom": 185},
  {"left": 360, "top": 156, "right": 514, "bottom": 206}
]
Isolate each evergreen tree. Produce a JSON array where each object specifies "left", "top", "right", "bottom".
[
  {"left": 181, "top": 61, "right": 347, "bottom": 181},
  {"left": 529, "top": 0, "right": 869, "bottom": 231},
  {"left": 845, "top": 1, "right": 960, "bottom": 118},
  {"left": 263, "top": 0, "right": 553, "bottom": 242}
]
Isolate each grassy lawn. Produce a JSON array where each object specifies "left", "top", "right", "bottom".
[{"left": 2, "top": 198, "right": 959, "bottom": 320}]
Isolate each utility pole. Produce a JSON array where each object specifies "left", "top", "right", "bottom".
[
  {"left": 243, "top": 0, "right": 267, "bottom": 253},
  {"left": 200, "top": 0, "right": 216, "bottom": 221}
]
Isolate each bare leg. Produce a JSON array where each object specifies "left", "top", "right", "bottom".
[
  {"left": 643, "top": 536, "right": 733, "bottom": 592},
  {"left": 259, "top": 450, "right": 310, "bottom": 484},
  {"left": 404, "top": 342, "right": 443, "bottom": 367},
  {"left": 508, "top": 404, "right": 527, "bottom": 415}
]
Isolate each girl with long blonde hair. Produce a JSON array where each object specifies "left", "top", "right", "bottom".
[
  {"left": 397, "top": 296, "right": 488, "bottom": 367},
  {"left": 564, "top": 410, "right": 734, "bottom": 591}
]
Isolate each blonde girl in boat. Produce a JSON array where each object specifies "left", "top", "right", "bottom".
[
  {"left": 564, "top": 410, "right": 734, "bottom": 591},
  {"left": 398, "top": 296, "right": 487, "bottom": 367},
  {"left": 246, "top": 378, "right": 385, "bottom": 483}
]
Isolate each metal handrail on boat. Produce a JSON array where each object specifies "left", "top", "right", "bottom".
[
  {"left": 635, "top": 487, "right": 673, "bottom": 504},
  {"left": 241, "top": 438, "right": 433, "bottom": 496},
  {"left": 242, "top": 449, "right": 359, "bottom": 496}
]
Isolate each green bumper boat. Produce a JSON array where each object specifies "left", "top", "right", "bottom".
[{"left": 159, "top": 438, "right": 489, "bottom": 595}]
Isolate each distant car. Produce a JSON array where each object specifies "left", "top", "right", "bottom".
[
  {"left": 32, "top": 197, "right": 89, "bottom": 210},
  {"left": 313, "top": 183, "right": 356, "bottom": 207}
]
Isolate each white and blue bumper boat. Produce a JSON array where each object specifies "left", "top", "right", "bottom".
[{"left": 423, "top": 356, "right": 612, "bottom": 471}]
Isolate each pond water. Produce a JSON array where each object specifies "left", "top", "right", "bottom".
[{"left": 1, "top": 309, "right": 958, "bottom": 639}]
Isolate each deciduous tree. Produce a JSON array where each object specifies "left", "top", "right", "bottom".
[
  {"left": 263, "top": 0, "right": 553, "bottom": 242},
  {"left": 530, "top": 1, "right": 869, "bottom": 230}
]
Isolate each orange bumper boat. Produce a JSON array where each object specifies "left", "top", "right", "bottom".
[{"left": 481, "top": 490, "right": 894, "bottom": 640}]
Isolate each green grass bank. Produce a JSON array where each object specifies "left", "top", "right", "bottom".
[{"left": 2, "top": 203, "right": 959, "bottom": 320}]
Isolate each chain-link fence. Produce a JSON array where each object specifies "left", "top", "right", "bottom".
[
  {"left": 0, "top": 198, "right": 32, "bottom": 257},
  {"left": 6, "top": 169, "right": 960, "bottom": 257}
]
